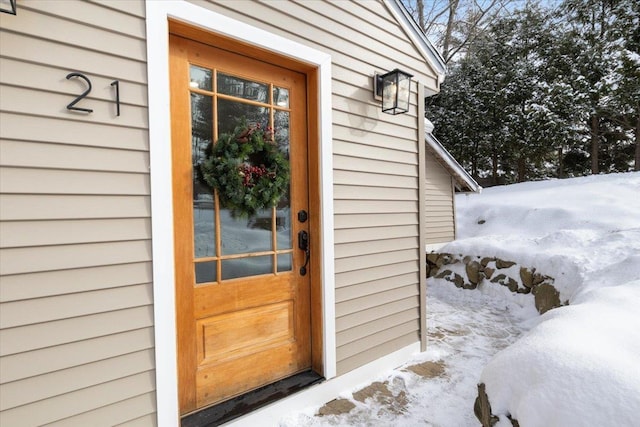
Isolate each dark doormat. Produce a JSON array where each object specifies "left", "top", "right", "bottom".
[{"left": 181, "top": 370, "right": 324, "bottom": 427}]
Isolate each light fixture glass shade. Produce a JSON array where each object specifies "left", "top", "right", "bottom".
[
  {"left": 0, "top": 0, "right": 16, "bottom": 15},
  {"left": 380, "top": 69, "right": 413, "bottom": 115}
]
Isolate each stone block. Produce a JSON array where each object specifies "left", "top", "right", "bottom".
[
  {"left": 480, "top": 257, "right": 495, "bottom": 267},
  {"left": 520, "top": 267, "right": 534, "bottom": 288},
  {"left": 532, "top": 282, "right": 562, "bottom": 314},
  {"left": 474, "top": 383, "right": 498, "bottom": 427},
  {"left": 532, "top": 272, "right": 546, "bottom": 286},
  {"left": 466, "top": 261, "right": 483, "bottom": 285},
  {"left": 453, "top": 273, "right": 465, "bottom": 288},
  {"left": 317, "top": 398, "right": 356, "bottom": 416},
  {"left": 506, "top": 277, "right": 519, "bottom": 292},
  {"left": 427, "top": 252, "right": 439, "bottom": 264},
  {"left": 490, "top": 274, "right": 507, "bottom": 284},
  {"left": 495, "top": 259, "right": 516, "bottom": 269},
  {"left": 435, "top": 269, "right": 452, "bottom": 279},
  {"left": 484, "top": 267, "right": 495, "bottom": 279}
]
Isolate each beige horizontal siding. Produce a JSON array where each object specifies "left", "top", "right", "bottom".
[
  {"left": 0, "top": 58, "right": 149, "bottom": 107},
  {"left": 0, "top": 140, "right": 149, "bottom": 173},
  {"left": 1, "top": 6, "right": 146, "bottom": 61},
  {"left": 0, "top": 85, "right": 148, "bottom": 129},
  {"left": 337, "top": 332, "right": 419, "bottom": 375},
  {"left": 0, "top": 32, "right": 147, "bottom": 84},
  {"left": 336, "top": 261, "right": 419, "bottom": 289},
  {"left": 1, "top": 349, "right": 154, "bottom": 411},
  {"left": 1, "top": 306, "right": 154, "bottom": 356},
  {"left": 335, "top": 272, "right": 418, "bottom": 303},
  {"left": 0, "top": 218, "right": 151, "bottom": 248},
  {"left": 0, "top": 0, "right": 154, "bottom": 424},
  {"left": 0, "top": 371, "right": 155, "bottom": 427},
  {"left": 0, "top": 284, "right": 152, "bottom": 328},
  {"left": 44, "top": 393, "right": 156, "bottom": 427},
  {"left": 334, "top": 225, "right": 419, "bottom": 244},
  {"left": 115, "top": 411, "right": 158, "bottom": 427},
  {"left": 0, "top": 194, "right": 150, "bottom": 220},
  {"left": 0, "top": 327, "right": 154, "bottom": 383},
  {"left": 0, "top": 113, "right": 149, "bottom": 151},
  {"left": 0, "top": 240, "right": 152, "bottom": 276},
  {"left": 425, "top": 153, "right": 455, "bottom": 244},
  {"left": 0, "top": 263, "right": 152, "bottom": 302}
]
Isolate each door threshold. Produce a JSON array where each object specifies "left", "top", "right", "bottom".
[{"left": 181, "top": 370, "right": 324, "bottom": 427}]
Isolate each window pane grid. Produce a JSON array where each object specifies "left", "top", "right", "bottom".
[{"left": 189, "top": 66, "right": 293, "bottom": 283}]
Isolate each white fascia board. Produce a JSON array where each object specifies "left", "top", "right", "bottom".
[
  {"left": 385, "top": 0, "right": 447, "bottom": 81},
  {"left": 424, "top": 119, "right": 481, "bottom": 193}
]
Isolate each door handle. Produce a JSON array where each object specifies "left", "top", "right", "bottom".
[{"left": 298, "top": 230, "right": 310, "bottom": 276}]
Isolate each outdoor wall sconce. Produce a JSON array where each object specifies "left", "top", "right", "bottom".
[
  {"left": 374, "top": 68, "right": 413, "bottom": 115},
  {"left": 0, "top": 0, "right": 16, "bottom": 15}
]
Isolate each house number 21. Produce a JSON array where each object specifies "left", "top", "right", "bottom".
[{"left": 65, "top": 72, "right": 121, "bottom": 116}]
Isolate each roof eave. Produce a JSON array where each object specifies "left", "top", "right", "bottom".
[
  {"left": 385, "top": 0, "right": 447, "bottom": 80},
  {"left": 424, "top": 120, "right": 481, "bottom": 193}
]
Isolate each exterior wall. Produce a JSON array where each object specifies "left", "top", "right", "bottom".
[
  {"left": 1, "top": 0, "right": 444, "bottom": 424},
  {"left": 185, "top": 0, "right": 439, "bottom": 375},
  {"left": 425, "top": 152, "right": 456, "bottom": 244},
  {"left": 0, "top": 1, "right": 156, "bottom": 425}
]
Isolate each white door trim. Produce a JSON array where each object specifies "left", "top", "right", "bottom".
[{"left": 144, "top": 2, "right": 335, "bottom": 425}]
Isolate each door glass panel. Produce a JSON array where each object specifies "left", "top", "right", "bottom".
[
  {"left": 274, "top": 110, "right": 292, "bottom": 250},
  {"left": 277, "top": 253, "right": 292, "bottom": 272},
  {"left": 222, "top": 256, "right": 272, "bottom": 280},
  {"left": 191, "top": 93, "right": 215, "bottom": 258},
  {"left": 221, "top": 208, "right": 272, "bottom": 255},
  {"left": 217, "top": 98, "right": 269, "bottom": 135},
  {"left": 273, "top": 86, "right": 289, "bottom": 108},
  {"left": 190, "top": 65, "right": 212, "bottom": 91},
  {"left": 195, "top": 261, "right": 217, "bottom": 284},
  {"left": 218, "top": 73, "right": 268, "bottom": 103},
  {"left": 191, "top": 72, "right": 298, "bottom": 282}
]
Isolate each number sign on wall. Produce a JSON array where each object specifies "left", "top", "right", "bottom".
[{"left": 65, "top": 72, "right": 121, "bottom": 116}]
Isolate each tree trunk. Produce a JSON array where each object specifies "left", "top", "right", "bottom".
[
  {"left": 635, "top": 113, "right": 640, "bottom": 171},
  {"left": 417, "top": 0, "right": 425, "bottom": 32},
  {"left": 492, "top": 149, "right": 499, "bottom": 185},
  {"left": 443, "top": 0, "right": 460, "bottom": 62},
  {"left": 517, "top": 156, "right": 526, "bottom": 182},
  {"left": 558, "top": 146, "right": 564, "bottom": 178},
  {"left": 591, "top": 114, "right": 599, "bottom": 174},
  {"left": 472, "top": 140, "right": 479, "bottom": 177}
]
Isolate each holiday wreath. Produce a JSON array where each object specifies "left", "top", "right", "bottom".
[{"left": 198, "top": 122, "right": 290, "bottom": 218}]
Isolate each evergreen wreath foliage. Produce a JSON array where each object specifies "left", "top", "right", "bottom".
[{"left": 198, "top": 122, "right": 290, "bottom": 218}]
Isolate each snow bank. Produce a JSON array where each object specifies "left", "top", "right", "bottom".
[
  {"left": 484, "top": 280, "right": 640, "bottom": 427},
  {"left": 445, "top": 171, "right": 640, "bottom": 303},
  {"left": 441, "top": 171, "right": 640, "bottom": 426}
]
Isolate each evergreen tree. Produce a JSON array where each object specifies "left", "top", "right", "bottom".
[{"left": 426, "top": 0, "right": 639, "bottom": 183}]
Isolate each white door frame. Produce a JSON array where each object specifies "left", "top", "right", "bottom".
[{"left": 144, "top": 2, "right": 335, "bottom": 424}]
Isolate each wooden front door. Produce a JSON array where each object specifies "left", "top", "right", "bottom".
[{"left": 169, "top": 34, "right": 311, "bottom": 415}]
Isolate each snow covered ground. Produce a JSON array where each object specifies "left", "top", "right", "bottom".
[{"left": 281, "top": 171, "right": 640, "bottom": 426}]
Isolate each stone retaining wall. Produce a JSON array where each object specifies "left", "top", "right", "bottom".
[{"left": 427, "top": 252, "right": 567, "bottom": 315}]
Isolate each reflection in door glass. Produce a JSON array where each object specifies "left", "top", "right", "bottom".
[
  {"left": 222, "top": 256, "right": 272, "bottom": 280},
  {"left": 273, "top": 86, "right": 289, "bottom": 108},
  {"left": 191, "top": 93, "right": 215, "bottom": 258},
  {"left": 221, "top": 208, "right": 272, "bottom": 255},
  {"left": 217, "top": 98, "right": 269, "bottom": 135},
  {"left": 274, "top": 110, "right": 292, "bottom": 250},
  {"left": 218, "top": 73, "right": 268, "bottom": 103},
  {"left": 277, "top": 254, "right": 292, "bottom": 272},
  {"left": 195, "top": 261, "right": 217, "bottom": 283},
  {"left": 189, "top": 65, "right": 212, "bottom": 91}
]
